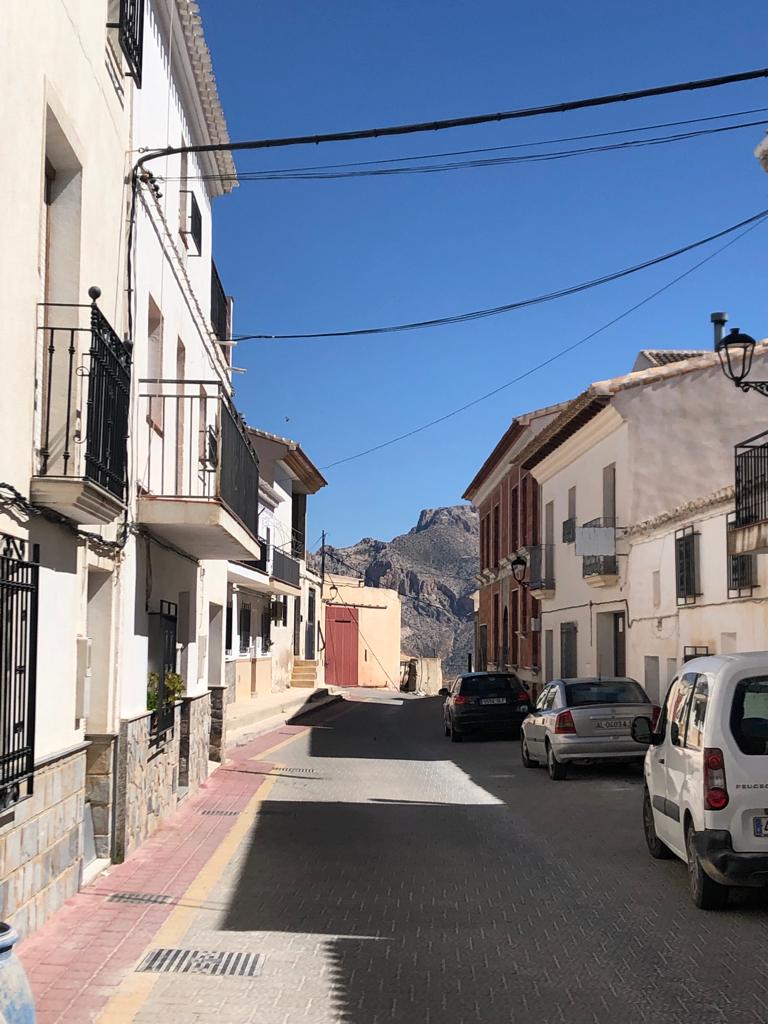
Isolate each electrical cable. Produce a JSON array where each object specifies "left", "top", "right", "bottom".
[
  {"left": 174, "top": 116, "right": 768, "bottom": 183},
  {"left": 232, "top": 207, "right": 768, "bottom": 342},
  {"left": 320, "top": 211, "right": 768, "bottom": 470},
  {"left": 158, "top": 106, "right": 768, "bottom": 180},
  {"left": 135, "top": 66, "right": 768, "bottom": 170}
]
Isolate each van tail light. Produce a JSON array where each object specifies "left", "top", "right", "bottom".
[
  {"left": 704, "top": 747, "right": 729, "bottom": 810},
  {"left": 650, "top": 705, "right": 661, "bottom": 730},
  {"left": 453, "top": 695, "right": 471, "bottom": 705},
  {"left": 554, "top": 710, "right": 577, "bottom": 734}
]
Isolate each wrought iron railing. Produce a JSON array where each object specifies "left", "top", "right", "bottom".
[
  {"left": 727, "top": 511, "right": 758, "bottom": 597},
  {"left": 582, "top": 555, "right": 618, "bottom": 578},
  {"left": 108, "top": 0, "right": 145, "bottom": 87},
  {"left": 37, "top": 296, "right": 131, "bottom": 501},
  {"left": 734, "top": 430, "right": 768, "bottom": 527},
  {"left": 528, "top": 544, "right": 554, "bottom": 590},
  {"left": 211, "top": 262, "right": 229, "bottom": 342},
  {"left": 137, "top": 380, "right": 259, "bottom": 539},
  {"left": 0, "top": 535, "right": 39, "bottom": 810},
  {"left": 272, "top": 548, "right": 300, "bottom": 588}
]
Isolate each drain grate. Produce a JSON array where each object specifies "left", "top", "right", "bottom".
[
  {"left": 200, "top": 809, "right": 240, "bottom": 816},
  {"left": 269, "top": 766, "right": 318, "bottom": 777},
  {"left": 109, "top": 892, "right": 177, "bottom": 906},
  {"left": 137, "top": 948, "right": 265, "bottom": 977}
]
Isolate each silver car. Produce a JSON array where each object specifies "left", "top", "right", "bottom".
[{"left": 521, "top": 677, "right": 658, "bottom": 780}]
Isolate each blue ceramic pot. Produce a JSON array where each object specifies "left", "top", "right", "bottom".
[{"left": 0, "top": 924, "right": 35, "bottom": 1024}]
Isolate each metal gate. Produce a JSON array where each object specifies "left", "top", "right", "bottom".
[
  {"left": 148, "top": 600, "right": 177, "bottom": 734},
  {"left": 0, "top": 535, "right": 39, "bottom": 810}
]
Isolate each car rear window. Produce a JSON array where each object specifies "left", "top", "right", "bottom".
[
  {"left": 566, "top": 680, "right": 649, "bottom": 707},
  {"left": 731, "top": 676, "right": 768, "bottom": 755},
  {"left": 460, "top": 675, "right": 525, "bottom": 697}
]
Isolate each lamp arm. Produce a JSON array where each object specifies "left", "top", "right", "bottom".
[{"left": 738, "top": 380, "right": 768, "bottom": 398}]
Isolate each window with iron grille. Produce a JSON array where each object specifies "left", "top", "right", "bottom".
[
  {"left": 727, "top": 512, "right": 758, "bottom": 598},
  {"left": 0, "top": 536, "right": 39, "bottom": 810},
  {"left": 107, "top": 0, "right": 145, "bottom": 87},
  {"left": 683, "top": 646, "right": 709, "bottom": 663},
  {"left": 675, "top": 526, "right": 699, "bottom": 605}
]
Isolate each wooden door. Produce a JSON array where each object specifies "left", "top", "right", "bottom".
[{"left": 326, "top": 605, "right": 359, "bottom": 686}]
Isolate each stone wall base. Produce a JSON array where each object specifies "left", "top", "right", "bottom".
[
  {"left": 0, "top": 748, "right": 86, "bottom": 938},
  {"left": 209, "top": 685, "right": 226, "bottom": 763},
  {"left": 85, "top": 734, "right": 117, "bottom": 861},
  {"left": 179, "top": 692, "right": 211, "bottom": 788}
]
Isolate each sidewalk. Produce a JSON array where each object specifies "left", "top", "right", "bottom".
[{"left": 16, "top": 698, "right": 348, "bottom": 1024}]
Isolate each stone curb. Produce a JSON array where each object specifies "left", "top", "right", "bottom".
[{"left": 225, "top": 693, "right": 344, "bottom": 751}]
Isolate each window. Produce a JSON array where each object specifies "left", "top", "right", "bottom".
[
  {"left": 727, "top": 513, "right": 758, "bottom": 597},
  {"left": 544, "top": 629, "right": 554, "bottom": 683},
  {"left": 510, "top": 486, "right": 519, "bottom": 552},
  {"left": 686, "top": 674, "right": 709, "bottom": 750},
  {"left": 521, "top": 479, "right": 528, "bottom": 545},
  {"left": 107, "top": 0, "right": 145, "bottom": 87},
  {"left": 563, "top": 486, "right": 576, "bottom": 543},
  {"left": 492, "top": 593, "right": 500, "bottom": 665},
  {"left": 644, "top": 656, "right": 660, "bottom": 704},
  {"left": 566, "top": 680, "right": 648, "bottom": 707},
  {"left": 669, "top": 674, "right": 695, "bottom": 745},
  {"left": 544, "top": 685, "right": 560, "bottom": 710},
  {"left": 180, "top": 190, "right": 202, "bottom": 256},
  {"left": 560, "top": 621, "right": 577, "bottom": 678},
  {"left": 683, "top": 645, "right": 708, "bottom": 663},
  {"left": 146, "top": 298, "right": 164, "bottom": 431},
  {"left": 492, "top": 504, "right": 500, "bottom": 567},
  {"left": 511, "top": 589, "right": 519, "bottom": 665},
  {"left": 730, "top": 677, "right": 768, "bottom": 755},
  {"left": 238, "top": 602, "right": 252, "bottom": 655},
  {"left": 603, "top": 463, "right": 616, "bottom": 525},
  {"left": 652, "top": 571, "right": 661, "bottom": 609},
  {"left": 675, "top": 526, "right": 699, "bottom": 605},
  {"left": 536, "top": 685, "right": 552, "bottom": 710}
]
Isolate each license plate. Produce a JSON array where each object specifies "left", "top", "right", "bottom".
[
  {"left": 753, "top": 816, "right": 768, "bottom": 837},
  {"left": 595, "top": 718, "right": 630, "bottom": 730},
  {"left": 480, "top": 697, "right": 506, "bottom": 705}
]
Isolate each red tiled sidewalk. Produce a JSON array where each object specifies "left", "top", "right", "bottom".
[{"left": 16, "top": 719, "right": 314, "bottom": 1024}]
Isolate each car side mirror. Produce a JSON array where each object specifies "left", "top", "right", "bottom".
[
  {"left": 438, "top": 687, "right": 449, "bottom": 697},
  {"left": 631, "top": 716, "right": 658, "bottom": 746}
]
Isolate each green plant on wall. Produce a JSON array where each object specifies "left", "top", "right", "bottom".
[{"left": 147, "top": 671, "right": 185, "bottom": 711}]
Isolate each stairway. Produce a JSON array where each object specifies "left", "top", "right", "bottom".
[{"left": 291, "top": 659, "right": 318, "bottom": 689}]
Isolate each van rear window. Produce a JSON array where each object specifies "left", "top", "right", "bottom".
[
  {"left": 566, "top": 680, "right": 648, "bottom": 707},
  {"left": 731, "top": 677, "right": 768, "bottom": 755}
]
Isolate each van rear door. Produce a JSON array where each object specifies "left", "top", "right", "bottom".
[{"left": 719, "top": 674, "right": 768, "bottom": 853}]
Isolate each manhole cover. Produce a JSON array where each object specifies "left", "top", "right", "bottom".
[
  {"left": 109, "top": 892, "right": 177, "bottom": 906},
  {"left": 137, "top": 948, "right": 265, "bottom": 977},
  {"left": 200, "top": 809, "right": 240, "bottom": 816}
]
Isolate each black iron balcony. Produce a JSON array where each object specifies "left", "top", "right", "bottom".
[
  {"left": 272, "top": 548, "right": 300, "bottom": 589},
  {"left": 211, "top": 262, "right": 229, "bottom": 344},
  {"left": 31, "top": 293, "right": 131, "bottom": 524},
  {"left": 137, "top": 380, "right": 260, "bottom": 560},
  {"left": 583, "top": 555, "right": 618, "bottom": 578},
  {"left": 239, "top": 538, "right": 270, "bottom": 575},
  {"left": 734, "top": 430, "right": 768, "bottom": 527},
  {"left": 108, "top": 0, "right": 145, "bottom": 87},
  {"left": 527, "top": 544, "right": 555, "bottom": 595}
]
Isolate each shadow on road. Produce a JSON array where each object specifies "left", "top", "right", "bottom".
[{"left": 221, "top": 695, "right": 768, "bottom": 1024}]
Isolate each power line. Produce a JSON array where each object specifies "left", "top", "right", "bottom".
[
  {"left": 173, "top": 115, "right": 768, "bottom": 183},
  {"left": 159, "top": 106, "right": 768, "bottom": 179},
  {"left": 135, "top": 66, "right": 768, "bottom": 170},
  {"left": 232, "top": 207, "right": 768, "bottom": 341},
  {"left": 320, "top": 212, "right": 768, "bottom": 470}
]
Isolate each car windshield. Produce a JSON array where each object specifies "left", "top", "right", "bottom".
[
  {"left": 731, "top": 676, "right": 768, "bottom": 755},
  {"left": 460, "top": 674, "right": 526, "bottom": 697},
  {"left": 566, "top": 680, "right": 649, "bottom": 707}
]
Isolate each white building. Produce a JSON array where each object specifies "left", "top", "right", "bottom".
[
  {"left": 517, "top": 342, "right": 768, "bottom": 688},
  {"left": 226, "top": 430, "right": 327, "bottom": 717}
]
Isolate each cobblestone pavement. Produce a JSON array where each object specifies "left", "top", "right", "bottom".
[{"left": 21, "top": 691, "right": 768, "bottom": 1023}]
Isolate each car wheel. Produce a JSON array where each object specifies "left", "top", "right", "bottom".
[
  {"left": 643, "top": 788, "right": 672, "bottom": 859},
  {"left": 521, "top": 734, "right": 538, "bottom": 768},
  {"left": 450, "top": 718, "right": 463, "bottom": 743},
  {"left": 686, "top": 820, "right": 728, "bottom": 910},
  {"left": 546, "top": 742, "right": 567, "bottom": 780}
]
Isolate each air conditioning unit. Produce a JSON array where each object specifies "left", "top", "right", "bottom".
[
  {"left": 75, "top": 636, "right": 92, "bottom": 720},
  {"left": 530, "top": 617, "right": 542, "bottom": 633}
]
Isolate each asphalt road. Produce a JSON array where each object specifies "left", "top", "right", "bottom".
[{"left": 145, "top": 691, "right": 768, "bottom": 1023}]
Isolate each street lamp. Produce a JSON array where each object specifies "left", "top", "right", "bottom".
[
  {"left": 713, "top": 316, "right": 764, "bottom": 395},
  {"left": 510, "top": 555, "right": 527, "bottom": 585}
]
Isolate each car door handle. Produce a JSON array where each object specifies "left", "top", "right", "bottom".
[{"left": 659, "top": 758, "right": 665, "bottom": 764}]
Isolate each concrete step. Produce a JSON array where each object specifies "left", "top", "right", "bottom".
[{"left": 226, "top": 687, "right": 334, "bottom": 747}]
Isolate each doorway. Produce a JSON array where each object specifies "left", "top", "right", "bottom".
[
  {"left": 305, "top": 587, "right": 316, "bottom": 661},
  {"left": 326, "top": 605, "right": 359, "bottom": 686}
]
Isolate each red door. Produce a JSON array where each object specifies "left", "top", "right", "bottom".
[{"left": 326, "top": 605, "right": 359, "bottom": 686}]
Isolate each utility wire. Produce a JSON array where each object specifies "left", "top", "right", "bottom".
[
  {"left": 321, "top": 212, "right": 768, "bottom": 470},
  {"left": 159, "top": 106, "right": 768, "bottom": 180},
  {"left": 174, "top": 116, "right": 768, "bottom": 183},
  {"left": 135, "top": 66, "right": 768, "bottom": 169},
  {"left": 232, "top": 207, "right": 768, "bottom": 341}
]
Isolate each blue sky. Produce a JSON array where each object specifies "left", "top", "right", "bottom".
[{"left": 200, "top": 1, "right": 768, "bottom": 549}]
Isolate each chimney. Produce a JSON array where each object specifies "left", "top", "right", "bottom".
[{"left": 710, "top": 311, "right": 728, "bottom": 349}]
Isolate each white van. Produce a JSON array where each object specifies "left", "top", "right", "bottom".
[{"left": 632, "top": 652, "right": 768, "bottom": 909}]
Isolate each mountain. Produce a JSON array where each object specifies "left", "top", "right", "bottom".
[{"left": 315, "top": 505, "right": 479, "bottom": 677}]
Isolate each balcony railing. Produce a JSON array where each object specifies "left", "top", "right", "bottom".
[
  {"left": 138, "top": 379, "right": 258, "bottom": 538},
  {"left": 583, "top": 555, "right": 618, "bottom": 578},
  {"left": 211, "top": 262, "right": 229, "bottom": 343},
  {"left": 735, "top": 430, "right": 768, "bottom": 527},
  {"left": 528, "top": 544, "right": 554, "bottom": 590},
  {"left": 36, "top": 298, "right": 131, "bottom": 501},
  {"left": 272, "top": 548, "right": 300, "bottom": 588},
  {"left": 108, "top": 0, "right": 145, "bottom": 87},
  {"left": 240, "top": 537, "right": 271, "bottom": 575}
]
